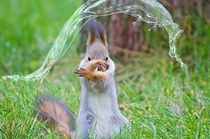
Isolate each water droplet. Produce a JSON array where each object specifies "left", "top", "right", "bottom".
[{"left": 132, "top": 22, "right": 136, "bottom": 25}]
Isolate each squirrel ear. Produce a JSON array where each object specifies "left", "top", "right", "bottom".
[
  {"left": 86, "top": 19, "right": 96, "bottom": 47},
  {"left": 86, "top": 32, "right": 95, "bottom": 46},
  {"left": 86, "top": 19, "right": 108, "bottom": 47},
  {"left": 96, "top": 21, "right": 108, "bottom": 46},
  {"left": 100, "top": 32, "right": 108, "bottom": 46}
]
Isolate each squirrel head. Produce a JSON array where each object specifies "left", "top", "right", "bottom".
[{"left": 85, "top": 19, "right": 109, "bottom": 62}]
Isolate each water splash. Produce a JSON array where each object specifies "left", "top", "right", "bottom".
[{"left": 1, "top": 0, "right": 184, "bottom": 81}]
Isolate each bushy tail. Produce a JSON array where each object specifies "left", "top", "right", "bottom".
[{"left": 35, "top": 95, "right": 76, "bottom": 137}]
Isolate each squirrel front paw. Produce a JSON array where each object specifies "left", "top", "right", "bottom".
[
  {"left": 74, "top": 68, "right": 88, "bottom": 77},
  {"left": 74, "top": 68, "right": 107, "bottom": 81},
  {"left": 85, "top": 60, "right": 109, "bottom": 72},
  {"left": 95, "top": 60, "right": 109, "bottom": 72}
]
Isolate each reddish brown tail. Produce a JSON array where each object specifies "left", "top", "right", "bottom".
[{"left": 35, "top": 95, "right": 76, "bottom": 137}]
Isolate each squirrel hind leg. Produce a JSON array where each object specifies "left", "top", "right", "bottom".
[{"left": 35, "top": 95, "right": 76, "bottom": 137}]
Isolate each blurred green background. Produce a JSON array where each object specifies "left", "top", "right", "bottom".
[{"left": 0, "top": 0, "right": 82, "bottom": 75}]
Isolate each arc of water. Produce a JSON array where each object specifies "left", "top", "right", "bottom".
[{"left": 1, "top": 0, "right": 184, "bottom": 82}]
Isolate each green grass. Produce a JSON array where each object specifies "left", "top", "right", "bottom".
[{"left": 0, "top": 0, "right": 210, "bottom": 138}]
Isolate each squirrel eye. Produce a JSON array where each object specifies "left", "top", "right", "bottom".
[
  {"left": 88, "top": 57, "right": 91, "bottom": 61},
  {"left": 105, "top": 57, "right": 108, "bottom": 61}
]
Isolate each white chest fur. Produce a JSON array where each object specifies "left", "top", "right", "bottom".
[
  {"left": 88, "top": 89, "right": 115, "bottom": 137},
  {"left": 88, "top": 91, "right": 112, "bottom": 119}
]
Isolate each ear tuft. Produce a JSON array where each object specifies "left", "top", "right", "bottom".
[
  {"left": 86, "top": 19, "right": 107, "bottom": 47},
  {"left": 87, "top": 19, "right": 97, "bottom": 46},
  {"left": 96, "top": 21, "right": 107, "bottom": 46}
]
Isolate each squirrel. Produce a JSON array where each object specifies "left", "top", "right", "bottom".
[{"left": 35, "top": 19, "right": 129, "bottom": 139}]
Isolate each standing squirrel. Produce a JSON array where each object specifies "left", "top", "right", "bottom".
[{"left": 35, "top": 19, "right": 129, "bottom": 138}]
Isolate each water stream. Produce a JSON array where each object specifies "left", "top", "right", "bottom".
[{"left": 1, "top": 0, "right": 184, "bottom": 81}]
